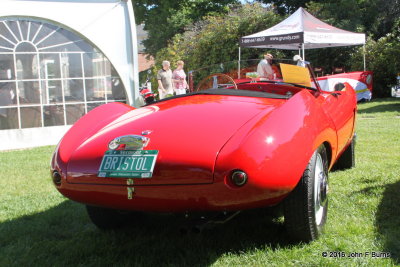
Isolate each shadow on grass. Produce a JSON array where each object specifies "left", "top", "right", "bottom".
[
  {"left": 357, "top": 98, "right": 400, "bottom": 115},
  {"left": 375, "top": 180, "right": 400, "bottom": 264},
  {"left": 0, "top": 201, "right": 291, "bottom": 266}
]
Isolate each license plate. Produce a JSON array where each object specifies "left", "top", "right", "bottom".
[{"left": 98, "top": 150, "right": 158, "bottom": 178}]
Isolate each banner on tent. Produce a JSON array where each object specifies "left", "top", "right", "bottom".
[{"left": 241, "top": 32, "right": 304, "bottom": 47}]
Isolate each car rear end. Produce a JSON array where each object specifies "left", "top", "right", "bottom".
[{"left": 51, "top": 93, "right": 290, "bottom": 212}]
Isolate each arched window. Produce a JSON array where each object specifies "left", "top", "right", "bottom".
[{"left": 0, "top": 19, "right": 127, "bottom": 130}]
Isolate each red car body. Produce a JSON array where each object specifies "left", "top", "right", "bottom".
[{"left": 51, "top": 65, "right": 357, "bottom": 241}]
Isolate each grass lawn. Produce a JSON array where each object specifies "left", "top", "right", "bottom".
[{"left": 0, "top": 98, "right": 399, "bottom": 267}]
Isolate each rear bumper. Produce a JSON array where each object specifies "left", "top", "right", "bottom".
[{"left": 55, "top": 180, "right": 289, "bottom": 212}]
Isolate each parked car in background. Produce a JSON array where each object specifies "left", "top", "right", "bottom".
[{"left": 391, "top": 74, "right": 400, "bottom": 97}]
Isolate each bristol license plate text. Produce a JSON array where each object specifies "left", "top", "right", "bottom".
[{"left": 98, "top": 150, "right": 158, "bottom": 178}]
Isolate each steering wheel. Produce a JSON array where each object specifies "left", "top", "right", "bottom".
[{"left": 195, "top": 73, "right": 238, "bottom": 92}]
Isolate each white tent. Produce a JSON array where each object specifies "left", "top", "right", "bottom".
[
  {"left": 239, "top": 7, "right": 366, "bottom": 68},
  {"left": 0, "top": 0, "right": 139, "bottom": 150}
]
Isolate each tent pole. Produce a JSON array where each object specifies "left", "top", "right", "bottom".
[
  {"left": 302, "top": 43, "right": 305, "bottom": 61},
  {"left": 238, "top": 46, "right": 241, "bottom": 79},
  {"left": 363, "top": 44, "right": 366, "bottom": 71}
]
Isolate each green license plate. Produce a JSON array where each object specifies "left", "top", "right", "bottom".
[{"left": 98, "top": 150, "right": 158, "bottom": 178}]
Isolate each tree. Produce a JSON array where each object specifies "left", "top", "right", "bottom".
[
  {"left": 372, "top": 0, "right": 400, "bottom": 38},
  {"left": 259, "top": 0, "right": 314, "bottom": 14},
  {"left": 133, "top": 0, "right": 239, "bottom": 56},
  {"left": 350, "top": 20, "right": 400, "bottom": 97}
]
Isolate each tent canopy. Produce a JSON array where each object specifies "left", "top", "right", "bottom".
[{"left": 240, "top": 7, "right": 365, "bottom": 50}]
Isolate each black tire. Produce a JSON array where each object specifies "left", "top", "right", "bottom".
[
  {"left": 283, "top": 145, "right": 329, "bottom": 242},
  {"left": 333, "top": 136, "right": 355, "bottom": 171},
  {"left": 86, "top": 205, "right": 138, "bottom": 230}
]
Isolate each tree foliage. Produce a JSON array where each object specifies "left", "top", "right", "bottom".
[
  {"left": 350, "top": 21, "right": 400, "bottom": 97},
  {"left": 260, "top": 0, "right": 312, "bottom": 14},
  {"left": 133, "top": 0, "right": 239, "bottom": 56}
]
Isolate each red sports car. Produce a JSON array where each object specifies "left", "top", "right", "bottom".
[{"left": 50, "top": 60, "right": 357, "bottom": 242}]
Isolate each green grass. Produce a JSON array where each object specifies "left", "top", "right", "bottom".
[{"left": 0, "top": 98, "right": 399, "bottom": 267}]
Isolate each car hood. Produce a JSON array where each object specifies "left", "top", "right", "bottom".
[{"left": 66, "top": 94, "right": 283, "bottom": 185}]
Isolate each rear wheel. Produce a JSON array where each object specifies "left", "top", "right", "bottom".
[
  {"left": 283, "top": 145, "right": 329, "bottom": 242},
  {"left": 86, "top": 205, "right": 140, "bottom": 230}
]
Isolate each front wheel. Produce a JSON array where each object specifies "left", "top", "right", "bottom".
[{"left": 283, "top": 145, "right": 329, "bottom": 242}]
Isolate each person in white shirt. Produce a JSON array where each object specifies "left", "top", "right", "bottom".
[{"left": 257, "top": 53, "right": 274, "bottom": 80}]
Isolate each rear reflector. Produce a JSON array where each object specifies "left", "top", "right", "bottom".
[
  {"left": 52, "top": 171, "right": 62, "bottom": 186},
  {"left": 231, "top": 170, "right": 248, "bottom": 187}
]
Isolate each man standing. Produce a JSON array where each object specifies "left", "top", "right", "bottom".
[
  {"left": 157, "top": 60, "right": 174, "bottom": 99},
  {"left": 293, "top": 55, "right": 308, "bottom": 67},
  {"left": 257, "top": 53, "right": 274, "bottom": 80}
]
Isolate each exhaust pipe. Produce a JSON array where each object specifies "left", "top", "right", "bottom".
[{"left": 180, "top": 211, "right": 240, "bottom": 234}]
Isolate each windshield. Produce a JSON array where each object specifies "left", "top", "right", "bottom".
[{"left": 188, "top": 58, "right": 319, "bottom": 92}]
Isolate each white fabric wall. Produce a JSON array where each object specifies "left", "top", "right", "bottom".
[
  {"left": 0, "top": 0, "right": 139, "bottom": 150},
  {"left": 0, "top": 0, "right": 139, "bottom": 106}
]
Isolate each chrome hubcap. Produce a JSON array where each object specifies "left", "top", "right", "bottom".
[{"left": 314, "top": 154, "right": 328, "bottom": 225}]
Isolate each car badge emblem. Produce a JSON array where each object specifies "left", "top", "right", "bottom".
[
  {"left": 108, "top": 135, "right": 149, "bottom": 150},
  {"left": 141, "top": 130, "right": 153, "bottom": 135}
]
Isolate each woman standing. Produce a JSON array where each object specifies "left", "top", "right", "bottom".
[{"left": 172, "top": 60, "right": 188, "bottom": 95}]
